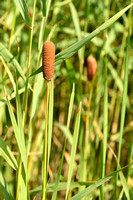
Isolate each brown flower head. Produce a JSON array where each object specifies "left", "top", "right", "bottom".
[
  {"left": 42, "top": 41, "right": 55, "bottom": 81},
  {"left": 86, "top": 55, "right": 97, "bottom": 81}
]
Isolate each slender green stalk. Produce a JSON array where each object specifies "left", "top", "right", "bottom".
[
  {"left": 36, "top": 0, "right": 52, "bottom": 69},
  {"left": 114, "top": 19, "right": 130, "bottom": 200},
  {"left": 42, "top": 82, "right": 49, "bottom": 200},
  {"left": 8, "top": 7, "right": 17, "bottom": 51},
  {"left": 16, "top": 159, "right": 22, "bottom": 200},
  {"left": 23, "top": 0, "right": 36, "bottom": 125},
  {"left": 65, "top": 102, "right": 82, "bottom": 200},
  {"left": 47, "top": 80, "right": 54, "bottom": 169},
  {"left": 100, "top": 48, "right": 108, "bottom": 200},
  {"left": 83, "top": 80, "right": 94, "bottom": 184},
  {"left": 52, "top": 83, "right": 75, "bottom": 200}
]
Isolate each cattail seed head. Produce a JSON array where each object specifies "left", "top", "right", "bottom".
[
  {"left": 42, "top": 41, "right": 55, "bottom": 81},
  {"left": 86, "top": 55, "right": 97, "bottom": 81}
]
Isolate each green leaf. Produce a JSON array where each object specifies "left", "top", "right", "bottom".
[
  {"left": 15, "top": 73, "right": 26, "bottom": 160},
  {"left": 54, "top": 122, "right": 73, "bottom": 145},
  {"left": 69, "top": 2, "right": 81, "bottom": 41},
  {"left": 13, "top": 0, "right": 31, "bottom": 28},
  {"left": 6, "top": 94, "right": 27, "bottom": 174},
  {"left": 108, "top": 62, "right": 123, "bottom": 92},
  {"left": 100, "top": 47, "right": 108, "bottom": 199},
  {"left": 0, "top": 87, "right": 29, "bottom": 108},
  {"left": 0, "top": 137, "right": 18, "bottom": 170},
  {"left": 115, "top": 26, "right": 131, "bottom": 198},
  {"left": 51, "top": 84, "right": 75, "bottom": 200},
  {"left": 15, "top": 72, "right": 28, "bottom": 199},
  {"left": 55, "top": 3, "right": 132, "bottom": 66},
  {"left": 30, "top": 3, "right": 133, "bottom": 77},
  {"left": 0, "top": 56, "right": 16, "bottom": 93},
  {"left": 69, "top": 163, "right": 133, "bottom": 200},
  {"left": 0, "top": 42, "right": 26, "bottom": 81},
  {"left": 119, "top": 171, "right": 133, "bottom": 199},
  {"left": 41, "top": 0, "right": 46, "bottom": 16},
  {"left": 51, "top": 143, "right": 66, "bottom": 200},
  {"left": 65, "top": 102, "right": 82, "bottom": 200},
  {"left": 66, "top": 83, "right": 75, "bottom": 130},
  {"left": 30, "top": 181, "right": 94, "bottom": 194},
  {"left": 0, "top": 170, "right": 13, "bottom": 200}
]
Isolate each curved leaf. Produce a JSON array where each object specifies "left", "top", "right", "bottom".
[
  {"left": 0, "top": 137, "right": 18, "bottom": 170},
  {"left": 13, "top": 0, "right": 31, "bottom": 28}
]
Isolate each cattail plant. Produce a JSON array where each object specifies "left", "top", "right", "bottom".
[
  {"left": 82, "top": 55, "right": 97, "bottom": 186},
  {"left": 86, "top": 55, "right": 97, "bottom": 81},
  {"left": 42, "top": 41, "right": 55, "bottom": 81},
  {"left": 42, "top": 41, "right": 55, "bottom": 200}
]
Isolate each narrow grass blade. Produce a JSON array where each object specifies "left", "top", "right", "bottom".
[
  {"left": 0, "top": 170, "right": 13, "bottom": 200},
  {"left": 13, "top": 0, "right": 31, "bottom": 28},
  {"left": 38, "top": 17, "right": 45, "bottom": 50},
  {"left": 65, "top": 59, "right": 76, "bottom": 89},
  {"left": 20, "top": 165, "right": 27, "bottom": 200},
  {"left": 69, "top": 163, "right": 133, "bottom": 200},
  {"left": 15, "top": 73, "right": 28, "bottom": 199},
  {"left": 0, "top": 137, "right": 18, "bottom": 170},
  {"left": 119, "top": 171, "right": 133, "bottom": 199},
  {"left": 0, "top": 56, "right": 16, "bottom": 92},
  {"left": 47, "top": 80, "right": 54, "bottom": 167},
  {"left": 51, "top": 84, "right": 75, "bottom": 200},
  {"left": 65, "top": 102, "right": 82, "bottom": 200},
  {"left": 51, "top": 143, "right": 66, "bottom": 200},
  {"left": 108, "top": 62, "right": 123, "bottom": 92},
  {"left": 6, "top": 94, "right": 27, "bottom": 174},
  {"left": 115, "top": 24, "right": 130, "bottom": 198},
  {"left": 29, "top": 66, "right": 42, "bottom": 78},
  {"left": 0, "top": 87, "right": 30, "bottom": 108},
  {"left": 41, "top": 0, "right": 46, "bottom": 16},
  {"left": 69, "top": 1, "right": 83, "bottom": 75},
  {"left": 54, "top": 122, "right": 73, "bottom": 145},
  {"left": 66, "top": 83, "right": 75, "bottom": 129},
  {"left": 30, "top": 164, "right": 133, "bottom": 196},
  {"left": 117, "top": 32, "right": 129, "bottom": 165},
  {"left": 30, "top": 3, "right": 133, "bottom": 77},
  {"left": 38, "top": 0, "right": 52, "bottom": 50},
  {"left": 69, "top": 2, "right": 81, "bottom": 40},
  {"left": 30, "top": 74, "right": 44, "bottom": 119},
  {"left": 30, "top": 181, "right": 94, "bottom": 194},
  {"left": 27, "top": 73, "right": 43, "bottom": 154},
  {"left": 15, "top": 74, "right": 26, "bottom": 159},
  {"left": 100, "top": 49, "right": 108, "bottom": 199},
  {"left": 0, "top": 42, "right": 25, "bottom": 81}
]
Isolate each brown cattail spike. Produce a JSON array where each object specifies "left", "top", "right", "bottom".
[
  {"left": 86, "top": 55, "right": 97, "bottom": 81},
  {"left": 42, "top": 41, "right": 55, "bottom": 81}
]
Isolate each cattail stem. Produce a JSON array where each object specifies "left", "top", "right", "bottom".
[
  {"left": 42, "top": 82, "right": 49, "bottom": 200},
  {"left": 47, "top": 80, "right": 54, "bottom": 170}
]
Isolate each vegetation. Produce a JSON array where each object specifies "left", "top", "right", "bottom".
[{"left": 0, "top": 0, "right": 133, "bottom": 199}]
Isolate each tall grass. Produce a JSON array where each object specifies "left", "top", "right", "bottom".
[{"left": 0, "top": 1, "right": 133, "bottom": 200}]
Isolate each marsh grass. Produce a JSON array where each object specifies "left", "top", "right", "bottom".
[{"left": 0, "top": 0, "right": 133, "bottom": 200}]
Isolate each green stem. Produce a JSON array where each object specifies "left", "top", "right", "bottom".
[
  {"left": 100, "top": 50, "right": 108, "bottom": 200},
  {"left": 42, "top": 82, "right": 49, "bottom": 200},
  {"left": 114, "top": 25, "right": 130, "bottom": 200},
  {"left": 16, "top": 158, "right": 22, "bottom": 200},
  {"left": 23, "top": 0, "right": 36, "bottom": 125}
]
